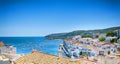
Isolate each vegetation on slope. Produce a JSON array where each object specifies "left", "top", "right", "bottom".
[{"left": 45, "top": 26, "right": 120, "bottom": 40}]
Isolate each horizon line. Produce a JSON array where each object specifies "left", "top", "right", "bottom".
[
  {"left": 0, "top": 36, "right": 45, "bottom": 37},
  {"left": 0, "top": 26, "right": 119, "bottom": 37}
]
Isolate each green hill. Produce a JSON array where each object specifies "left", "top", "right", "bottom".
[{"left": 45, "top": 26, "right": 120, "bottom": 40}]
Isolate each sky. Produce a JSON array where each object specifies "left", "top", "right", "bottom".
[{"left": 0, "top": 0, "right": 120, "bottom": 36}]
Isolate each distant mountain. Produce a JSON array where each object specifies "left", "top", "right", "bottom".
[{"left": 45, "top": 26, "right": 120, "bottom": 40}]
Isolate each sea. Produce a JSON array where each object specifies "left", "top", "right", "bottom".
[{"left": 0, "top": 37, "right": 63, "bottom": 55}]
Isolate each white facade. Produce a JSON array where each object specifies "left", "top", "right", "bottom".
[
  {"left": 99, "top": 34, "right": 106, "bottom": 38},
  {"left": 105, "top": 37, "right": 117, "bottom": 43},
  {"left": 115, "top": 29, "right": 120, "bottom": 37},
  {"left": 118, "top": 39, "right": 120, "bottom": 44},
  {"left": 72, "top": 35, "right": 81, "bottom": 40}
]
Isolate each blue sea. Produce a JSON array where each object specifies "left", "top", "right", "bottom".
[{"left": 0, "top": 37, "right": 63, "bottom": 55}]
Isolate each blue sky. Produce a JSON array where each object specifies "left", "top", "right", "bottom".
[{"left": 0, "top": 0, "right": 120, "bottom": 36}]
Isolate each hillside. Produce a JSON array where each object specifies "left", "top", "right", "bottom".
[{"left": 45, "top": 26, "right": 120, "bottom": 40}]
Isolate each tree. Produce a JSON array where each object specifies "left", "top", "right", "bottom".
[
  {"left": 80, "top": 52, "right": 82, "bottom": 55},
  {"left": 82, "top": 34, "right": 91, "bottom": 38},
  {"left": 110, "top": 38, "right": 118, "bottom": 44},
  {"left": 96, "top": 34, "right": 99, "bottom": 38},
  {"left": 99, "top": 37, "right": 106, "bottom": 42},
  {"left": 106, "top": 31, "right": 116, "bottom": 37},
  {"left": 79, "top": 52, "right": 88, "bottom": 57}
]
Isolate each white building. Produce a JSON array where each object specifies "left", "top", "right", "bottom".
[
  {"left": 72, "top": 35, "right": 81, "bottom": 40},
  {"left": 115, "top": 29, "right": 120, "bottom": 37},
  {"left": 117, "top": 39, "right": 120, "bottom": 44},
  {"left": 105, "top": 37, "right": 117, "bottom": 43},
  {"left": 98, "top": 34, "right": 106, "bottom": 38}
]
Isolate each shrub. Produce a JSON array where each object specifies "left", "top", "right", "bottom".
[
  {"left": 110, "top": 38, "right": 118, "bottom": 44},
  {"left": 80, "top": 52, "right": 88, "bottom": 57},
  {"left": 82, "top": 34, "right": 91, "bottom": 38},
  {"left": 99, "top": 37, "right": 106, "bottom": 42},
  {"left": 106, "top": 31, "right": 116, "bottom": 37}
]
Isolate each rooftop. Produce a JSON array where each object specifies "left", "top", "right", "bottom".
[{"left": 14, "top": 52, "right": 96, "bottom": 64}]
